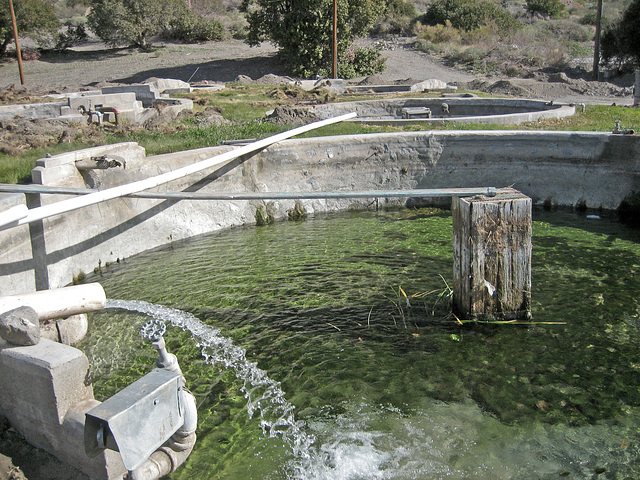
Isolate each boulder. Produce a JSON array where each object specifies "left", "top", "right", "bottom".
[{"left": 0, "top": 306, "right": 40, "bottom": 346}]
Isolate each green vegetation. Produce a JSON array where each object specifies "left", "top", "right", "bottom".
[
  {"left": 87, "top": 0, "right": 224, "bottom": 49},
  {"left": 601, "top": 0, "right": 640, "bottom": 71},
  {"left": 419, "top": 0, "right": 520, "bottom": 33},
  {"left": 240, "top": 0, "right": 387, "bottom": 78},
  {"left": 525, "top": 0, "right": 566, "bottom": 18},
  {"left": 1, "top": 84, "right": 638, "bottom": 184},
  {"left": 0, "top": 0, "right": 60, "bottom": 56}
]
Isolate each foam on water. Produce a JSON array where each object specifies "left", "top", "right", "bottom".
[
  {"left": 105, "top": 299, "right": 640, "bottom": 480},
  {"left": 106, "top": 299, "right": 315, "bottom": 459}
]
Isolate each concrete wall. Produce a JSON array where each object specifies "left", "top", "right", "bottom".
[
  {"left": 310, "top": 98, "right": 575, "bottom": 125},
  {"left": 0, "top": 130, "right": 638, "bottom": 294},
  {"left": 0, "top": 338, "right": 126, "bottom": 479}
]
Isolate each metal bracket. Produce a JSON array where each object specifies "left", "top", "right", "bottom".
[{"left": 84, "top": 368, "right": 183, "bottom": 471}]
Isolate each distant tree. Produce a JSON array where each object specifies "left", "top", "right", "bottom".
[
  {"left": 0, "top": 0, "right": 60, "bottom": 57},
  {"left": 88, "top": 0, "right": 223, "bottom": 49},
  {"left": 601, "top": 0, "right": 640, "bottom": 71},
  {"left": 240, "top": 0, "right": 387, "bottom": 78}
]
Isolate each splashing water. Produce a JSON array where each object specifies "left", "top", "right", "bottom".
[{"left": 106, "top": 299, "right": 316, "bottom": 460}]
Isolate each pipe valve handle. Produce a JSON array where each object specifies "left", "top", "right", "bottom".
[{"left": 141, "top": 319, "right": 166, "bottom": 342}]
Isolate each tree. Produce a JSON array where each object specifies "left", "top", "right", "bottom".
[
  {"left": 0, "top": 0, "right": 60, "bottom": 57},
  {"left": 88, "top": 0, "right": 223, "bottom": 49},
  {"left": 601, "top": 0, "right": 640, "bottom": 71},
  {"left": 240, "top": 0, "right": 387, "bottom": 78}
]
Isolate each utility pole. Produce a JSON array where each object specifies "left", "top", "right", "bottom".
[
  {"left": 593, "top": 0, "right": 603, "bottom": 81},
  {"left": 332, "top": 0, "right": 337, "bottom": 79},
  {"left": 8, "top": 0, "right": 25, "bottom": 85}
]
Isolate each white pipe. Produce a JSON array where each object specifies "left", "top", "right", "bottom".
[
  {"left": 0, "top": 283, "right": 106, "bottom": 320},
  {"left": 3, "top": 113, "right": 357, "bottom": 231},
  {"left": 0, "top": 204, "right": 28, "bottom": 229}
]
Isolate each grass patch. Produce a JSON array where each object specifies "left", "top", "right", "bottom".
[{"left": 0, "top": 86, "right": 638, "bottom": 185}]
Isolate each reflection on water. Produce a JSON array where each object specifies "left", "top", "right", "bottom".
[{"left": 81, "top": 208, "right": 640, "bottom": 479}]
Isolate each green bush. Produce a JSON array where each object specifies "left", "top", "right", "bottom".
[
  {"left": 525, "top": 0, "right": 566, "bottom": 18},
  {"left": 414, "top": 21, "right": 462, "bottom": 44},
  {"left": 336, "top": 44, "right": 386, "bottom": 78},
  {"left": 372, "top": 0, "right": 417, "bottom": 35},
  {"left": 601, "top": 0, "right": 640, "bottom": 70},
  {"left": 0, "top": 0, "right": 60, "bottom": 56},
  {"left": 420, "top": 0, "right": 519, "bottom": 33},
  {"left": 88, "top": 0, "right": 223, "bottom": 49},
  {"left": 166, "top": 15, "right": 225, "bottom": 42},
  {"left": 54, "top": 22, "right": 89, "bottom": 50}
]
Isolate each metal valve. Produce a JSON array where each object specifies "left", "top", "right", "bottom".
[{"left": 141, "top": 319, "right": 166, "bottom": 342}]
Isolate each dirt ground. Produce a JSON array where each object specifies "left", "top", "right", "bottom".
[
  {"left": 0, "top": 35, "right": 637, "bottom": 480},
  {"left": 0, "top": 37, "right": 635, "bottom": 105}
]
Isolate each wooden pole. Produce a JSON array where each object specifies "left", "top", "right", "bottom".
[
  {"left": 452, "top": 188, "right": 532, "bottom": 321},
  {"left": 593, "top": 0, "right": 603, "bottom": 81},
  {"left": 8, "top": 0, "right": 25, "bottom": 85},
  {"left": 332, "top": 0, "right": 338, "bottom": 78}
]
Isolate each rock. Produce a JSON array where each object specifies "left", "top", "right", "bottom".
[
  {"left": 549, "top": 72, "right": 570, "bottom": 84},
  {"left": 410, "top": 79, "right": 451, "bottom": 92},
  {"left": 0, "top": 306, "right": 40, "bottom": 346}
]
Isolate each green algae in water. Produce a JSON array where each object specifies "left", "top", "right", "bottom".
[{"left": 80, "top": 208, "right": 640, "bottom": 479}]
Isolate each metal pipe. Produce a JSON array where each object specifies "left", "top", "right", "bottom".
[
  {"left": 0, "top": 113, "right": 357, "bottom": 231},
  {"left": 0, "top": 283, "right": 106, "bottom": 320},
  {"left": 0, "top": 184, "right": 497, "bottom": 201}
]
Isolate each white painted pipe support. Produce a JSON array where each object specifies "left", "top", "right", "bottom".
[
  {"left": 0, "top": 283, "right": 106, "bottom": 321},
  {"left": 2, "top": 113, "right": 357, "bottom": 231}
]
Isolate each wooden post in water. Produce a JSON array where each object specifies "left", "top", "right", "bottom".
[{"left": 452, "top": 188, "right": 532, "bottom": 321}]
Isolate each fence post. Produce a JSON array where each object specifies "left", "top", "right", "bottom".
[{"left": 452, "top": 188, "right": 532, "bottom": 320}]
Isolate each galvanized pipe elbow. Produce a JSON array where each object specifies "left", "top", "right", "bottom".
[{"left": 129, "top": 387, "right": 198, "bottom": 480}]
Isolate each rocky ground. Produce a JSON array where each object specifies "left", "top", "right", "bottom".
[{"left": 0, "top": 37, "right": 635, "bottom": 105}]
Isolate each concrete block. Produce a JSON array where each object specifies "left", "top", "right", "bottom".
[{"left": 0, "top": 339, "right": 127, "bottom": 479}]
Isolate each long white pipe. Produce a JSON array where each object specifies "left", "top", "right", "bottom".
[
  {"left": 0, "top": 204, "right": 28, "bottom": 229},
  {"left": 0, "top": 113, "right": 356, "bottom": 231}
]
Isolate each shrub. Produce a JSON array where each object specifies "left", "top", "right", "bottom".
[
  {"left": 414, "top": 21, "right": 462, "bottom": 44},
  {"left": 166, "top": 15, "right": 225, "bottom": 42},
  {"left": 336, "top": 44, "right": 386, "bottom": 78},
  {"left": 54, "top": 22, "right": 89, "bottom": 50},
  {"left": 420, "top": 0, "right": 520, "bottom": 34},
  {"left": 89, "top": 0, "right": 223, "bottom": 49},
  {"left": 601, "top": 0, "right": 640, "bottom": 70},
  {"left": 372, "top": 0, "right": 418, "bottom": 35},
  {"left": 525, "top": 0, "right": 566, "bottom": 18}
]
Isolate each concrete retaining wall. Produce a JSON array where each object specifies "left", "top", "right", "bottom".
[
  {"left": 0, "top": 130, "right": 638, "bottom": 294},
  {"left": 310, "top": 98, "right": 575, "bottom": 125}
]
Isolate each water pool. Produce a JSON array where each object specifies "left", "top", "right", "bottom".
[{"left": 81, "top": 207, "right": 640, "bottom": 479}]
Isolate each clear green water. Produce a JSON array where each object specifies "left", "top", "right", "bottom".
[{"left": 81, "top": 208, "right": 640, "bottom": 479}]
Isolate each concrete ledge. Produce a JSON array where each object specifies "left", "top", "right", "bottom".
[
  {"left": 0, "top": 130, "right": 638, "bottom": 294},
  {"left": 308, "top": 98, "right": 575, "bottom": 125}
]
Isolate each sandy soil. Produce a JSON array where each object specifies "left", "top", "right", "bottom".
[{"left": 0, "top": 37, "right": 635, "bottom": 105}]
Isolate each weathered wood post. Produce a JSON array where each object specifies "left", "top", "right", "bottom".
[{"left": 452, "top": 188, "right": 532, "bottom": 320}]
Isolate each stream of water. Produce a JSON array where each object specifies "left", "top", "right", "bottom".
[{"left": 81, "top": 207, "right": 640, "bottom": 479}]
